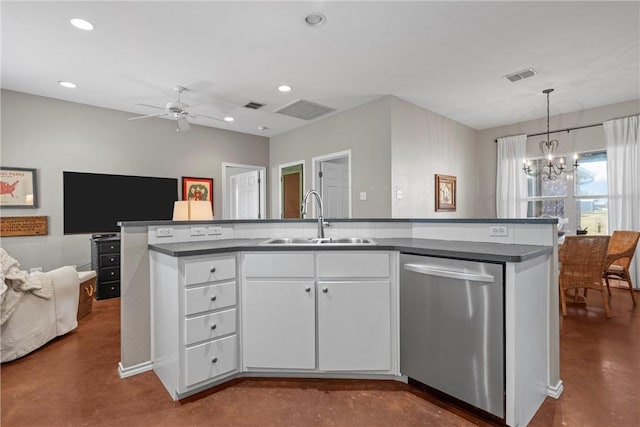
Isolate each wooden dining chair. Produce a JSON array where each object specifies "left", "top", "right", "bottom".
[
  {"left": 603, "top": 230, "right": 640, "bottom": 306},
  {"left": 559, "top": 235, "right": 611, "bottom": 318}
]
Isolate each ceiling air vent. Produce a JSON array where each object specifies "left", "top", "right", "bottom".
[
  {"left": 244, "top": 101, "right": 265, "bottom": 110},
  {"left": 504, "top": 68, "right": 537, "bottom": 83},
  {"left": 274, "top": 99, "right": 336, "bottom": 120}
]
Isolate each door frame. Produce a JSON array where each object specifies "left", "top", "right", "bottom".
[
  {"left": 222, "top": 162, "right": 266, "bottom": 219},
  {"left": 311, "top": 150, "right": 352, "bottom": 218},
  {"left": 278, "top": 160, "right": 305, "bottom": 219}
]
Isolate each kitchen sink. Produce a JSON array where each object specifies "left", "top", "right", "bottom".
[{"left": 261, "top": 237, "right": 376, "bottom": 246}]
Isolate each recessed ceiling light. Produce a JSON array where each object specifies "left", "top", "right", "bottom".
[
  {"left": 70, "top": 18, "right": 94, "bottom": 31},
  {"left": 223, "top": 116, "right": 235, "bottom": 122},
  {"left": 278, "top": 85, "right": 292, "bottom": 93},
  {"left": 305, "top": 13, "right": 326, "bottom": 26},
  {"left": 58, "top": 81, "right": 77, "bottom": 88}
]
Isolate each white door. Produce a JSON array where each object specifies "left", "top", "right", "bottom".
[
  {"left": 243, "top": 281, "right": 316, "bottom": 369},
  {"left": 320, "top": 161, "right": 349, "bottom": 218},
  {"left": 230, "top": 170, "right": 259, "bottom": 219},
  {"left": 317, "top": 280, "right": 391, "bottom": 371}
]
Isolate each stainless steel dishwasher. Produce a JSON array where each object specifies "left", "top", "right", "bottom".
[{"left": 400, "top": 253, "right": 504, "bottom": 420}]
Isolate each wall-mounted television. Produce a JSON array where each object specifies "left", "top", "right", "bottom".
[{"left": 63, "top": 171, "right": 178, "bottom": 234}]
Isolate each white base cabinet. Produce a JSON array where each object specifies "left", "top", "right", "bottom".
[
  {"left": 241, "top": 251, "right": 397, "bottom": 375},
  {"left": 150, "top": 251, "right": 239, "bottom": 400}
]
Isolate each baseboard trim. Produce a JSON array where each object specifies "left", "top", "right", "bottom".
[
  {"left": 118, "top": 361, "right": 152, "bottom": 379},
  {"left": 547, "top": 380, "right": 564, "bottom": 399}
]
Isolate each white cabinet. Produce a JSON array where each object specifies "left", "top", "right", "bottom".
[
  {"left": 242, "top": 251, "right": 397, "bottom": 374},
  {"left": 317, "top": 280, "right": 391, "bottom": 371},
  {"left": 150, "top": 252, "right": 239, "bottom": 400},
  {"left": 244, "top": 281, "right": 315, "bottom": 369}
]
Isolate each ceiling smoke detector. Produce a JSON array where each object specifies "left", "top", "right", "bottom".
[
  {"left": 304, "top": 13, "right": 326, "bottom": 26},
  {"left": 504, "top": 68, "right": 537, "bottom": 83}
]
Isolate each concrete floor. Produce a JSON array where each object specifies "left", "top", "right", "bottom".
[{"left": 1, "top": 287, "right": 638, "bottom": 426}]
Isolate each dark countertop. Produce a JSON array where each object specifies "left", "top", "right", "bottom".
[{"left": 149, "top": 237, "right": 552, "bottom": 263}]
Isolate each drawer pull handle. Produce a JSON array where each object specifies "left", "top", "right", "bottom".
[
  {"left": 211, "top": 295, "right": 217, "bottom": 302},
  {"left": 211, "top": 357, "right": 218, "bottom": 363},
  {"left": 305, "top": 286, "right": 311, "bottom": 292},
  {"left": 110, "top": 272, "right": 115, "bottom": 276},
  {"left": 322, "top": 287, "right": 328, "bottom": 293},
  {"left": 210, "top": 267, "right": 216, "bottom": 273},
  {"left": 110, "top": 258, "right": 115, "bottom": 262},
  {"left": 210, "top": 324, "right": 217, "bottom": 330}
]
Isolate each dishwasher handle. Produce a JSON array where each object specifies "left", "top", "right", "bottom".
[{"left": 403, "top": 263, "right": 495, "bottom": 283}]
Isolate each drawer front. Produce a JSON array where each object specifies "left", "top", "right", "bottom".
[
  {"left": 185, "top": 282, "right": 236, "bottom": 315},
  {"left": 184, "top": 256, "right": 236, "bottom": 286},
  {"left": 100, "top": 253, "right": 120, "bottom": 266},
  {"left": 318, "top": 252, "right": 390, "bottom": 278},
  {"left": 185, "top": 308, "right": 237, "bottom": 346},
  {"left": 244, "top": 253, "right": 315, "bottom": 278},
  {"left": 98, "top": 241, "right": 120, "bottom": 254},
  {"left": 98, "top": 266, "right": 120, "bottom": 281},
  {"left": 184, "top": 335, "right": 237, "bottom": 387},
  {"left": 96, "top": 282, "right": 120, "bottom": 299}
]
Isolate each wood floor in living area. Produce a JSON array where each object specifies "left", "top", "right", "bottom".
[{"left": 1, "top": 287, "right": 639, "bottom": 427}]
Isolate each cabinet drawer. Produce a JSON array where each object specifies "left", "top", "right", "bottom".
[
  {"left": 184, "top": 256, "right": 236, "bottom": 285},
  {"left": 244, "top": 253, "right": 315, "bottom": 278},
  {"left": 184, "top": 335, "right": 237, "bottom": 387},
  {"left": 99, "top": 253, "right": 120, "bottom": 266},
  {"left": 185, "top": 282, "right": 236, "bottom": 315},
  {"left": 98, "top": 266, "right": 120, "bottom": 281},
  {"left": 98, "top": 241, "right": 120, "bottom": 254},
  {"left": 318, "top": 253, "right": 390, "bottom": 278},
  {"left": 185, "top": 308, "right": 237, "bottom": 346},
  {"left": 96, "top": 282, "right": 120, "bottom": 300}
]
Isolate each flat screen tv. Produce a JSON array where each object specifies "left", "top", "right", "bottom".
[{"left": 64, "top": 171, "right": 178, "bottom": 234}]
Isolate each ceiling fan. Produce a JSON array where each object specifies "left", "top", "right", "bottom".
[{"left": 128, "top": 85, "right": 228, "bottom": 132}]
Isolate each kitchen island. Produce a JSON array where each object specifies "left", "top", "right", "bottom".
[{"left": 121, "top": 218, "right": 560, "bottom": 427}]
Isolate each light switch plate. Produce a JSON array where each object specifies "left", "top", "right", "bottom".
[
  {"left": 396, "top": 190, "right": 403, "bottom": 199},
  {"left": 207, "top": 226, "right": 222, "bottom": 235},
  {"left": 359, "top": 192, "right": 367, "bottom": 201},
  {"left": 190, "top": 227, "right": 205, "bottom": 236}
]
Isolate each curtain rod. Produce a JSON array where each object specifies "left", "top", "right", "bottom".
[{"left": 494, "top": 123, "right": 602, "bottom": 143}]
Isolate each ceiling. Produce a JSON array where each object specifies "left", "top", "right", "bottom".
[{"left": 2, "top": 1, "right": 639, "bottom": 137}]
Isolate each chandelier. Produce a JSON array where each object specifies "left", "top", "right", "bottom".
[{"left": 522, "top": 89, "right": 578, "bottom": 180}]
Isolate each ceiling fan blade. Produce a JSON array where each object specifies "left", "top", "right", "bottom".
[
  {"left": 132, "top": 102, "right": 165, "bottom": 110},
  {"left": 128, "top": 113, "right": 169, "bottom": 121},
  {"left": 191, "top": 112, "right": 224, "bottom": 122},
  {"left": 177, "top": 117, "right": 191, "bottom": 132}
]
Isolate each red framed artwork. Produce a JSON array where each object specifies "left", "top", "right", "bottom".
[{"left": 182, "top": 176, "right": 214, "bottom": 213}]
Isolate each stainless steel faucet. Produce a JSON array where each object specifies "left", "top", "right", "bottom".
[{"left": 301, "top": 189, "right": 328, "bottom": 238}]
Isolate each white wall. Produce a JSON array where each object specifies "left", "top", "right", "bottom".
[
  {"left": 0, "top": 90, "right": 269, "bottom": 270},
  {"left": 390, "top": 97, "right": 479, "bottom": 218},
  {"left": 475, "top": 99, "right": 640, "bottom": 218},
  {"left": 269, "top": 96, "right": 392, "bottom": 219}
]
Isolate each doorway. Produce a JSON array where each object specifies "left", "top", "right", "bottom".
[
  {"left": 279, "top": 161, "right": 304, "bottom": 219},
  {"left": 222, "top": 163, "right": 266, "bottom": 219},
  {"left": 312, "top": 150, "right": 351, "bottom": 218}
]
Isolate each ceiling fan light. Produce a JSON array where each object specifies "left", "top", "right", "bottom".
[
  {"left": 70, "top": 18, "right": 94, "bottom": 31},
  {"left": 58, "top": 80, "right": 77, "bottom": 88},
  {"left": 223, "top": 116, "right": 235, "bottom": 122}
]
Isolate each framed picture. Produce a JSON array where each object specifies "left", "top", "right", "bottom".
[
  {"left": 182, "top": 176, "right": 214, "bottom": 213},
  {"left": 435, "top": 174, "right": 456, "bottom": 212},
  {"left": 0, "top": 167, "right": 38, "bottom": 208}
]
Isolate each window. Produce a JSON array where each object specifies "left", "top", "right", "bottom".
[{"left": 526, "top": 150, "right": 607, "bottom": 235}]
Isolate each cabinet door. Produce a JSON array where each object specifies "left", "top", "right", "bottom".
[
  {"left": 318, "top": 281, "right": 391, "bottom": 371},
  {"left": 243, "top": 281, "right": 315, "bottom": 369}
]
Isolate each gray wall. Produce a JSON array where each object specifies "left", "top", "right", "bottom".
[
  {"left": 475, "top": 99, "right": 640, "bottom": 217},
  {"left": 390, "top": 97, "right": 479, "bottom": 218},
  {"left": 0, "top": 90, "right": 269, "bottom": 270},
  {"left": 269, "top": 96, "right": 393, "bottom": 219}
]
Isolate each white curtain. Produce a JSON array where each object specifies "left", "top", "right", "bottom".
[
  {"left": 496, "top": 134, "right": 528, "bottom": 218},
  {"left": 604, "top": 115, "right": 640, "bottom": 289}
]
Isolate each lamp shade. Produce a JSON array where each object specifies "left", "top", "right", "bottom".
[{"left": 172, "top": 200, "right": 213, "bottom": 221}]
